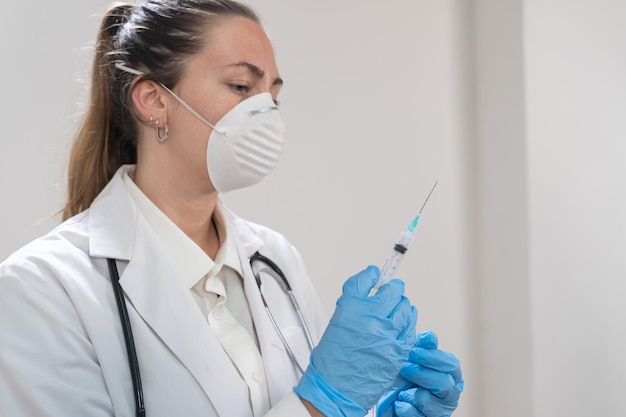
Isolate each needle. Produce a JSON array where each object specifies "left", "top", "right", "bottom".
[{"left": 418, "top": 180, "right": 438, "bottom": 215}]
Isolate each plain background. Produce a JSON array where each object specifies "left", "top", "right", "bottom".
[{"left": 1, "top": 1, "right": 625, "bottom": 416}]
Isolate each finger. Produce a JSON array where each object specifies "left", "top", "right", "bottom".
[
  {"left": 397, "top": 387, "right": 418, "bottom": 406},
  {"left": 342, "top": 265, "right": 380, "bottom": 297},
  {"left": 359, "top": 278, "right": 407, "bottom": 319},
  {"left": 414, "top": 331, "right": 438, "bottom": 349},
  {"left": 408, "top": 348, "right": 460, "bottom": 374},
  {"left": 389, "top": 296, "right": 414, "bottom": 332},
  {"left": 455, "top": 372, "right": 465, "bottom": 392},
  {"left": 395, "top": 388, "right": 425, "bottom": 417},
  {"left": 413, "top": 387, "right": 459, "bottom": 416},
  {"left": 394, "top": 401, "right": 425, "bottom": 417},
  {"left": 400, "top": 364, "right": 462, "bottom": 403},
  {"left": 397, "top": 305, "right": 418, "bottom": 343},
  {"left": 374, "top": 279, "right": 406, "bottom": 308}
]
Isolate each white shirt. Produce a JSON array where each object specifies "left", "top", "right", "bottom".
[{"left": 122, "top": 170, "right": 270, "bottom": 416}]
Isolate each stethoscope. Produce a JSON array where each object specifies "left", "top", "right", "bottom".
[{"left": 106, "top": 251, "right": 315, "bottom": 417}]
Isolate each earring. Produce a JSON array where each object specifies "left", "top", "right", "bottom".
[{"left": 155, "top": 118, "right": 169, "bottom": 142}]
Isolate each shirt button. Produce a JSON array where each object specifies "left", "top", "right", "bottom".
[
  {"left": 252, "top": 371, "right": 263, "bottom": 383},
  {"left": 213, "top": 310, "right": 223, "bottom": 320}
]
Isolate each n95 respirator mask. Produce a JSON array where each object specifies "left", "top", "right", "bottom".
[
  {"left": 165, "top": 90, "right": 285, "bottom": 193},
  {"left": 204, "top": 93, "right": 285, "bottom": 193}
]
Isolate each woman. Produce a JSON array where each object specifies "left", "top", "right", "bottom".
[{"left": 0, "top": 1, "right": 462, "bottom": 416}]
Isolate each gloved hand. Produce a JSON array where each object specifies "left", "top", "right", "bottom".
[
  {"left": 378, "top": 331, "right": 464, "bottom": 417},
  {"left": 294, "top": 266, "right": 417, "bottom": 417}
]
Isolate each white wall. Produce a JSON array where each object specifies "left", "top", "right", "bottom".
[
  {"left": 472, "top": 1, "right": 532, "bottom": 415},
  {"left": 0, "top": 2, "right": 106, "bottom": 253},
  {"left": 472, "top": 0, "right": 626, "bottom": 416},
  {"left": 524, "top": 0, "right": 626, "bottom": 415}
]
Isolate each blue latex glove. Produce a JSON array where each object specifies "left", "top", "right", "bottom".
[
  {"left": 379, "top": 331, "right": 464, "bottom": 417},
  {"left": 294, "top": 266, "right": 417, "bottom": 417}
]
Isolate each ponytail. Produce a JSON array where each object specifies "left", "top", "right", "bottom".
[{"left": 62, "top": 3, "right": 137, "bottom": 220}]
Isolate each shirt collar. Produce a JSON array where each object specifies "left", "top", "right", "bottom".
[{"left": 210, "top": 205, "right": 244, "bottom": 279}]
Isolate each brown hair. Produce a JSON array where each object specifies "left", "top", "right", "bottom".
[{"left": 62, "top": 0, "right": 259, "bottom": 220}]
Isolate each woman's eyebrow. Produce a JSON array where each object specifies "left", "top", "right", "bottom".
[{"left": 225, "top": 61, "right": 284, "bottom": 86}]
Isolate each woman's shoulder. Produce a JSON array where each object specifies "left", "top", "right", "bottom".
[{"left": 0, "top": 210, "right": 92, "bottom": 283}]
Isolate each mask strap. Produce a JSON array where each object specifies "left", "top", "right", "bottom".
[
  {"left": 114, "top": 62, "right": 225, "bottom": 135},
  {"left": 115, "top": 62, "right": 144, "bottom": 76}
]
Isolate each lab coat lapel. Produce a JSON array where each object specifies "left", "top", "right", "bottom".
[
  {"left": 120, "top": 225, "right": 251, "bottom": 417},
  {"left": 89, "top": 168, "right": 252, "bottom": 417},
  {"left": 227, "top": 210, "right": 302, "bottom": 405}
]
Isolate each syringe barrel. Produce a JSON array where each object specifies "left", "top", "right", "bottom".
[
  {"left": 379, "top": 248, "right": 405, "bottom": 284},
  {"left": 371, "top": 230, "right": 414, "bottom": 294}
]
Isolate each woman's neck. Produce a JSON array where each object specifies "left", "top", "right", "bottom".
[{"left": 133, "top": 162, "right": 221, "bottom": 258}]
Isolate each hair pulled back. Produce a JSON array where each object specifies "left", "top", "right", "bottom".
[{"left": 62, "top": 0, "right": 259, "bottom": 220}]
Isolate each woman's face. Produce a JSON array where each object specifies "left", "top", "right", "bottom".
[{"left": 164, "top": 16, "right": 283, "bottom": 190}]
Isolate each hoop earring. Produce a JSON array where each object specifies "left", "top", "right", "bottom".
[{"left": 155, "top": 119, "right": 169, "bottom": 142}]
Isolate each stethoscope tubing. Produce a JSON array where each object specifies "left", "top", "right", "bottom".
[
  {"left": 249, "top": 252, "right": 315, "bottom": 351},
  {"left": 107, "top": 258, "right": 146, "bottom": 417}
]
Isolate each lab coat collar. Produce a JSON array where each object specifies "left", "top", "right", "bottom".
[
  {"left": 220, "top": 201, "right": 264, "bottom": 258},
  {"left": 88, "top": 165, "right": 138, "bottom": 260}
]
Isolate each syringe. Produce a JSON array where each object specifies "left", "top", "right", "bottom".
[{"left": 370, "top": 181, "right": 438, "bottom": 295}]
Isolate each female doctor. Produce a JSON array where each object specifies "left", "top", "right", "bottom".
[{"left": 0, "top": 1, "right": 463, "bottom": 416}]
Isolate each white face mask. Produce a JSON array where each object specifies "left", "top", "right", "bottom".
[
  {"left": 114, "top": 63, "right": 286, "bottom": 193},
  {"left": 210, "top": 94, "right": 285, "bottom": 193},
  {"left": 164, "top": 89, "right": 286, "bottom": 193}
]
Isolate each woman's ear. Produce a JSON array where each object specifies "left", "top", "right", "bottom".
[{"left": 131, "top": 79, "right": 168, "bottom": 125}]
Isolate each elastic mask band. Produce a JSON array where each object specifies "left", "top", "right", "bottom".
[
  {"left": 115, "top": 62, "right": 143, "bottom": 76},
  {"left": 114, "top": 61, "right": 225, "bottom": 135}
]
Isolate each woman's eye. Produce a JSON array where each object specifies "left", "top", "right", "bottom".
[{"left": 230, "top": 83, "right": 249, "bottom": 94}]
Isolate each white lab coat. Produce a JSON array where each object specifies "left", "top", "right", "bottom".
[{"left": 0, "top": 167, "right": 329, "bottom": 417}]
